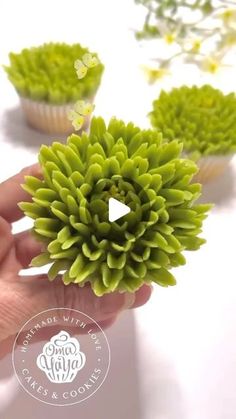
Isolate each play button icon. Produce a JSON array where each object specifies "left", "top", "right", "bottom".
[{"left": 108, "top": 198, "right": 131, "bottom": 222}]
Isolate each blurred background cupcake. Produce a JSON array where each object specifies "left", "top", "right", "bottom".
[
  {"left": 149, "top": 85, "right": 236, "bottom": 183},
  {"left": 4, "top": 42, "right": 104, "bottom": 134}
]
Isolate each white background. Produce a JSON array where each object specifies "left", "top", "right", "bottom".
[{"left": 0, "top": 1, "right": 236, "bottom": 418}]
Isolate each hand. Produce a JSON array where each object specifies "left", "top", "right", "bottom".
[{"left": 0, "top": 164, "right": 152, "bottom": 357}]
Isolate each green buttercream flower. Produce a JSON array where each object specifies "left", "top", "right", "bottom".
[
  {"left": 150, "top": 85, "right": 236, "bottom": 159},
  {"left": 4, "top": 43, "right": 104, "bottom": 104},
  {"left": 19, "top": 117, "right": 211, "bottom": 296}
]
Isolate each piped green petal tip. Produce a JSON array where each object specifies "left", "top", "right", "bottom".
[
  {"left": 150, "top": 85, "right": 236, "bottom": 157},
  {"left": 21, "top": 116, "right": 211, "bottom": 296}
]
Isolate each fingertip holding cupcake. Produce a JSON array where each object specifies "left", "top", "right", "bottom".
[{"left": 129, "top": 284, "right": 153, "bottom": 309}]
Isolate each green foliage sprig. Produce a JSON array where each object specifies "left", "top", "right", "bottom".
[
  {"left": 150, "top": 85, "right": 236, "bottom": 158},
  {"left": 20, "top": 117, "right": 211, "bottom": 296},
  {"left": 135, "top": 0, "right": 236, "bottom": 81},
  {"left": 4, "top": 43, "right": 104, "bottom": 104}
]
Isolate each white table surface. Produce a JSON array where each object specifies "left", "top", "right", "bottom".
[{"left": 0, "top": 1, "right": 236, "bottom": 418}]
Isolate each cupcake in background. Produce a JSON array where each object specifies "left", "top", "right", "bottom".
[
  {"left": 150, "top": 85, "right": 236, "bottom": 183},
  {"left": 4, "top": 42, "right": 104, "bottom": 134}
]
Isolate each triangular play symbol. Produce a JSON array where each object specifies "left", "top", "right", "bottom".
[{"left": 108, "top": 198, "right": 131, "bottom": 222}]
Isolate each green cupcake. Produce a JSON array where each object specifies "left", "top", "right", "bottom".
[
  {"left": 4, "top": 42, "right": 104, "bottom": 134},
  {"left": 150, "top": 85, "right": 236, "bottom": 183}
]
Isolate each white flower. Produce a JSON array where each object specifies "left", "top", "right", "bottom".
[
  {"left": 218, "top": 8, "right": 236, "bottom": 26},
  {"left": 157, "top": 20, "right": 181, "bottom": 45},
  {"left": 185, "top": 38, "right": 202, "bottom": 53},
  {"left": 200, "top": 54, "right": 224, "bottom": 74},
  {"left": 142, "top": 65, "right": 170, "bottom": 83}
]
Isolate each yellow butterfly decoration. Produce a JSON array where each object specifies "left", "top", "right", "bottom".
[
  {"left": 74, "top": 53, "right": 100, "bottom": 79},
  {"left": 68, "top": 100, "right": 95, "bottom": 131}
]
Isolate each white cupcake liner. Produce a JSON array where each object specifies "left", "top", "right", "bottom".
[
  {"left": 20, "top": 97, "right": 91, "bottom": 135},
  {"left": 193, "top": 154, "right": 233, "bottom": 184}
]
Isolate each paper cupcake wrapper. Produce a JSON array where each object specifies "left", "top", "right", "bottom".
[
  {"left": 20, "top": 97, "right": 91, "bottom": 135},
  {"left": 193, "top": 154, "right": 233, "bottom": 184}
]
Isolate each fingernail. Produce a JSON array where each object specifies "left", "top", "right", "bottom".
[
  {"left": 30, "top": 163, "right": 43, "bottom": 178},
  {"left": 22, "top": 163, "right": 42, "bottom": 177},
  {"left": 128, "top": 284, "right": 154, "bottom": 310},
  {"left": 123, "top": 292, "right": 136, "bottom": 310}
]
